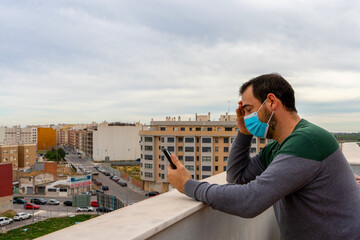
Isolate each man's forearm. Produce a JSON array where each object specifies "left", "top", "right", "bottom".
[{"left": 226, "top": 132, "right": 264, "bottom": 184}]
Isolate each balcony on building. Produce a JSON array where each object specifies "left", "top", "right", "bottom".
[{"left": 37, "top": 172, "right": 280, "bottom": 240}]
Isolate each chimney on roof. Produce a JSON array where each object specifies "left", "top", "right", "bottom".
[{"left": 178, "top": 116, "right": 181, "bottom": 121}]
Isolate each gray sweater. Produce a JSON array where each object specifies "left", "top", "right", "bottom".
[{"left": 184, "top": 119, "right": 360, "bottom": 239}]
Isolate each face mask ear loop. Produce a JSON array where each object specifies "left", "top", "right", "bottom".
[
  {"left": 257, "top": 99, "right": 268, "bottom": 113},
  {"left": 267, "top": 111, "right": 274, "bottom": 124}
]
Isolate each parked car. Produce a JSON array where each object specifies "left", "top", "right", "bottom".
[
  {"left": 48, "top": 199, "right": 60, "bottom": 205},
  {"left": 105, "top": 172, "right": 111, "bottom": 176},
  {"left": 91, "top": 200, "right": 98, "bottom": 207},
  {"left": 109, "top": 175, "right": 115, "bottom": 180},
  {"left": 0, "top": 217, "right": 13, "bottom": 226},
  {"left": 14, "top": 198, "right": 27, "bottom": 204},
  {"left": 13, "top": 212, "right": 32, "bottom": 221},
  {"left": 63, "top": 200, "right": 73, "bottom": 206},
  {"left": 90, "top": 190, "right": 97, "bottom": 195},
  {"left": 96, "top": 207, "right": 113, "bottom": 213},
  {"left": 96, "top": 181, "right": 103, "bottom": 186},
  {"left": 24, "top": 203, "right": 39, "bottom": 210},
  {"left": 118, "top": 180, "right": 127, "bottom": 187},
  {"left": 76, "top": 206, "right": 94, "bottom": 212},
  {"left": 102, "top": 185, "right": 109, "bottom": 191},
  {"left": 30, "top": 198, "right": 47, "bottom": 205},
  {"left": 95, "top": 189, "right": 104, "bottom": 194},
  {"left": 145, "top": 191, "right": 160, "bottom": 197}
]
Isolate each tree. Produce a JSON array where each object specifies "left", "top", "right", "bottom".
[{"left": 57, "top": 148, "right": 66, "bottom": 158}]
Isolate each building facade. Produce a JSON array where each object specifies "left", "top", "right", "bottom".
[
  {"left": 37, "top": 127, "right": 57, "bottom": 151},
  {"left": 4, "top": 126, "right": 37, "bottom": 145},
  {"left": 0, "top": 164, "right": 13, "bottom": 213},
  {"left": 92, "top": 123, "right": 142, "bottom": 162},
  {"left": 139, "top": 115, "right": 268, "bottom": 193}
]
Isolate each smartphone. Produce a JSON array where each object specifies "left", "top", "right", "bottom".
[{"left": 162, "top": 148, "right": 177, "bottom": 169}]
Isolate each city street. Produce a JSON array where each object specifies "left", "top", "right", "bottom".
[{"left": 64, "top": 150, "right": 148, "bottom": 205}]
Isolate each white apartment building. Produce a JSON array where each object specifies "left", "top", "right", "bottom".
[
  {"left": 5, "top": 126, "right": 37, "bottom": 145},
  {"left": 92, "top": 123, "right": 142, "bottom": 162},
  {"left": 0, "top": 127, "right": 5, "bottom": 144}
]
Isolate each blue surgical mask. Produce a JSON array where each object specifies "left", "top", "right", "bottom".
[{"left": 244, "top": 100, "right": 274, "bottom": 138}]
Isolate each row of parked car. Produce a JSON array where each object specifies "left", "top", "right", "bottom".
[
  {"left": 13, "top": 197, "right": 60, "bottom": 210},
  {"left": 0, "top": 212, "right": 33, "bottom": 226},
  {"left": 94, "top": 165, "right": 128, "bottom": 187}
]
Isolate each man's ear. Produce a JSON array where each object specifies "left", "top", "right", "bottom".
[{"left": 267, "top": 93, "right": 277, "bottom": 111}]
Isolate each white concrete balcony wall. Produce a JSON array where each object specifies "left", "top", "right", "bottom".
[{"left": 38, "top": 172, "right": 280, "bottom": 240}]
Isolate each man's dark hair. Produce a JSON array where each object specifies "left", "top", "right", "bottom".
[{"left": 240, "top": 73, "right": 297, "bottom": 112}]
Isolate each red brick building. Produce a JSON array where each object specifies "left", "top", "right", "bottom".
[{"left": 0, "top": 164, "right": 13, "bottom": 212}]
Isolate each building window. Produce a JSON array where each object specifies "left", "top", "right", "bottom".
[
  {"left": 215, "top": 147, "right": 219, "bottom": 152},
  {"left": 215, "top": 137, "right": 219, "bottom": 143},
  {"left": 48, "top": 188, "right": 57, "bottom": 192},
  {"left": 3, "top": 150, "right": 7, "bottom": 154},
  {"left": 215, "top": 166, "right": 218, "bottom": 171},
  {"left": 168, "top": 137, "right": 175, "bottom": 143},
  {"left": 215, "top": 156, "right": 218, "bottom": 162},
  {"left": 223, "top": 166, "right": 227, "bottom": 171},
  {"left": 178, "top": 156, "right": 183, "bottom": 161},
  {"left": 161, "top": 174, "right": 165, "bottom": 179},
  {"left": 207, "top": 127, "right": 212, "bottom": 131},
  {"left": 144, "top": 155, "right": 153, "bottom": 160},
  {"left": 178, "top": 146, "right": 183, "bottom": 152},
  {"left": 178, "top": 137, "right": 183, "bottom": 143},
  {"left": 196, "top": 156, "right": 199, "bottom": 161},
  {"left": 224, "top": 156, "right": 228, "bottom": 162},
  {"left": 4, "top": 158, "right": 8, "bottom": 161},
  {"left": 202, "top": 147, "right": 211, "bottom": 152},
  {"left": 180, "top": 127, "right": 185, "bottom": 131},
  {"left": 59, "top": 188, "right": 67, "bottom": 192},
  {"left": 160, "top": 127, "right": 166, "bottom": 131},
  {"left": 250, "top": 148, "right": 256, "bottom": 153},
  {"left": 145, "top": 172, "right": 153, "bottom": 178},
  {"left": 185, "top": 165, "right": 194, "bottom": 171},
  {"left": 168, "top": 146, "right": 175, "bottom": 152},
  {"left": 196, "top": 128, "right": 201, "bottom": 131},
  {"left": 185, "top": 147, "right": 194, "bottom": 152},
  {"left": 202, "top": 166, "right": 211, "bottom": 171},
  {"left": 202, "top": 138, "right": 211, "bottom": 143},
  {"left": 225, "top": 127, "right": 232, "bottom": 131},
  {"left": 251, "top": 138, "right": 257, "bottom": 144},
  {"left": 196, "top": 165, "right": 199, "bottom": 170},
  {"left": 202, "top": 175, "right": 211, "bottom": 179},
  {"left": 196, "top": 147, "right": 199, "bottom": 152},
  {"left": 224, "top": 138, "right": 229, "bottom": 143},
  {"left": 145, "top": 163, "right": 153, "bottom": 169},
  {"left": 224, "top": 147, "right": 229, "bottom": 152},
  {"left": 145, "top": 146, "right": 153, "bottom": 151},
  {"left": 202, "top": 156, "right": 211, "bottom": 162},
  {"left": 185, "top": 156, "right": 194, "bottom": 161},
  {"left": 260, "top": 138, "right": 266, "bottom": 144},
  {"left": 185, "top": 137, "right": 194, "bottom": 143},
  {"left": 144, "top": 137, "right": 153, "bottom": 142},
  {"left": 196, "top": 175, "right": 199, "bottom": 180}
]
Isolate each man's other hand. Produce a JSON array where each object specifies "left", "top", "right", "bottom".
[
  {"left": 237, "top": 101, "right": 251, "bottom": 135},
  {"left": 167, "top": 154, "right": 192, "bottom": 194}
]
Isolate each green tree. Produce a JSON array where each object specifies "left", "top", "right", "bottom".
[{"left": 57, "top": 148, "right": 66, "bottom": 158}]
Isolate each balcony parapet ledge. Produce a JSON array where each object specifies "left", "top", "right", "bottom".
[{"left": 37, "top": 172, "right": 280, "bottom": 240}]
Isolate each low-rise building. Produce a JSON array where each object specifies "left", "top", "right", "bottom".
[{"left": 0, "top": 163, "right": 13, "bottom": 213}]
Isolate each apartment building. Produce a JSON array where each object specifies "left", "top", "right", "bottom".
[
  {"left": 0, "top": 144, "right": 37, "bottom": 170},
  {"left": 4, "top": 126, "right": 37, "bottom": 145},
  {"left": 37, "top": 127, "right": 57, "bottom": 151},
  {"left": 139, "top": 114, "right": 268, "bottom": 193},
  {"left": 92, "top": 122, "right": 142, "bottom": 162},
  {"left": 0, "top": 127, "right": 5, "bottom": 144}
]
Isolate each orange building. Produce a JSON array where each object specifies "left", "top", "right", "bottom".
[{"left": 37, "top": 128, "right": 57, "bottom": 151}]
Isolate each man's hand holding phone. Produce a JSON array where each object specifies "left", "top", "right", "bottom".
[{"left": 165, "top": 151, "right": 191, "bottom": 194}]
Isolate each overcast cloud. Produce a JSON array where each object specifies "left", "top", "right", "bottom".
[{"left": 0, "top": 0, "right": 359, "bottom": 132}]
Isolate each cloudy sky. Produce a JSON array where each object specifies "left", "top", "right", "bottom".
[{"left": 0, "top": 0, "right": 359, "bottom": 132}]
